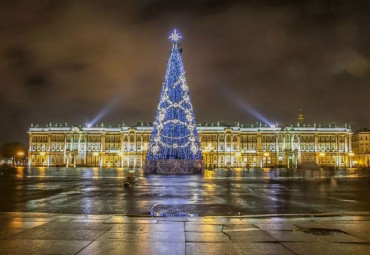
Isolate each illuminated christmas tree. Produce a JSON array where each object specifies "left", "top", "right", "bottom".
[{"left": 145, "top": 29, "right": 203, "bottom": 174}]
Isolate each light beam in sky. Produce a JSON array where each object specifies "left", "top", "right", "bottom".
[
  {"left": 217, "top": 84, "right": 273, "bottom": 127},
  {"left": 86, "top": 96, "right": 122, "bottom": 127}
]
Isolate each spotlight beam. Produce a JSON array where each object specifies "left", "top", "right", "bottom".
[
  {"left": 217, "top": 85, "right": 273, "bottom": 126},
  {"left": 87, "top": 96, "right": 122, "bottom": 127}
]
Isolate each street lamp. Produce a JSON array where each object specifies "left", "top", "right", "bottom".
[
  {"left": 263, "top": 152, "right": 270, "bottom": 167},
  {"left": 203, "top": 146, "right": 209, "bottom": 168},
  {"left": 93, "top": 152, "right": 99, "bottom": 167},
  {"left": 319, "top": 152, "right": 326, "bottom": 167},
  {"left": 39, "top": 152, "right": 46, "bottom": 167},
  {"left": 142, "top": 143, "right": 148, "bottom": 168},
  {"left": 206, "top": 143, "right": 214, "bottom": 169},
  {"left": 348, "top": 152, "right": 354, "bottom": 167},
  {"left": 117, "top": 152, "right": 123, "bottom": 167},
  {"left": 278, "top": 156, "right": 283, "bottom": 167},
  {"left": 16, "top": 151, "right": 25, "bottom": 166},
  {"left": 235, "top": 152, "right": 241, "bottom": 168}
]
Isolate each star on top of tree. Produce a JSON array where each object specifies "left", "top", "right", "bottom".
[{"left": 169, "top": 29, "right": 182, "bottom": 43}]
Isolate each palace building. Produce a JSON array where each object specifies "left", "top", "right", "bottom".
[
  {"left": 352, "top": 128, "right": 370, "bottom": 167},
  {"left": 28, "top": 113, "right": 354, "bottom": 168}
]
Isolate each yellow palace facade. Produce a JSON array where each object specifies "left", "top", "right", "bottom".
[{"left": 28, "top": 121, "right": 354, "bottom": 168}]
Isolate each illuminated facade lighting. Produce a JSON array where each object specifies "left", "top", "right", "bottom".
[
  {"left": 27, "top": 122, "right": 354, "bottom": 168},
  {"left": 351, "top": 129, "right": 370, "bottom": 167}
]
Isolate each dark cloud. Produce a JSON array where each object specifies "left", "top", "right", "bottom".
[
  {"left": 24, "top": 73, "right": 48, "bottom": 89},
  {"left": 3, "top": 47, "right": 31, "bottom": 69},
  {"left": 0, "top": 0, "right": 369, "bottom": 143}
]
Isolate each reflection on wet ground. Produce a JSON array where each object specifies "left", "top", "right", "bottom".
[
  {"left": 1, "top": 212, "right": 370, "bottom": 254},
  {"left": 0, "top": 167, "right": 369, "bottom": 216},
  {"left": 6, "top": 167, "right": 370, "bottom": 179}
]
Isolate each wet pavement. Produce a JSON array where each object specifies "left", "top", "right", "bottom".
[
  {"left": 0, "top": 212, "right": 370, "bottom": 254},
  {"left": 0, "top": 167, "right": 370, "bottom": 216}
]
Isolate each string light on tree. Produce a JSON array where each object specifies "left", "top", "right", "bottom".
[{"left": 145, "top": 29, "right": 202, "bottom": 174}]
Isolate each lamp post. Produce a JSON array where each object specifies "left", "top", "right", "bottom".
[
  {"left": 93, "top": 152, "right": 99, "bottom": 167},
  {"left": 206, "top": 143, "right": 214, "bottom": 169},
  {"left": 142, "top": 143, "right": 148, "bottom": 168},
  {"left": 210, "top": 145, "right": 214, "bottom": 170},
  {"left": 235, "top": 152, "right": 241, "bottom": 168},
  {"left": 263, "top": 152, "right": 270, "bottom": 168},
  {"left": 348, "top": 152, "right": 354, "bottom": 168},
  {"left": 39, "top": 151, "right": 46, "bottom": 166},
  {"left": 203, "top": 146, "right": 209, "bottom": 169},
  {"left": 117, "top": 152, "right": 123, "bottom": 167},
  {"left": 16, "top": 151, "right": 25, "bottom": 166},
  {"left": 214, "top": 133, "right": 220, "bottom": 169},
  {"left": 319, "top": 152, "right": 326, "bottom": 167}
]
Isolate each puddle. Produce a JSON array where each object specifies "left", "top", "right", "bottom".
[
  {"left": 150, "top": 212, "right": 198, "bottom": 217},
  {"left": 303, "top": 228, "right": 348, "bottom": 235}
]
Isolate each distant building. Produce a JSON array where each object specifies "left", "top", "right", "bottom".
[
  {"left": 352, "top": 128, "right": 370, "bottom": 167},
  {"left": 28, "top": 116, "right": 354, "bottom": 168}
]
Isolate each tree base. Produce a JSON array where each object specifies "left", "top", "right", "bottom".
[{"left": 144, "top": 159, "right": 203, "bottom": 174}]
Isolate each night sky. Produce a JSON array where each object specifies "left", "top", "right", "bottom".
[{"left": 0, "top": 0, "right": 369, "bottom": 144}]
